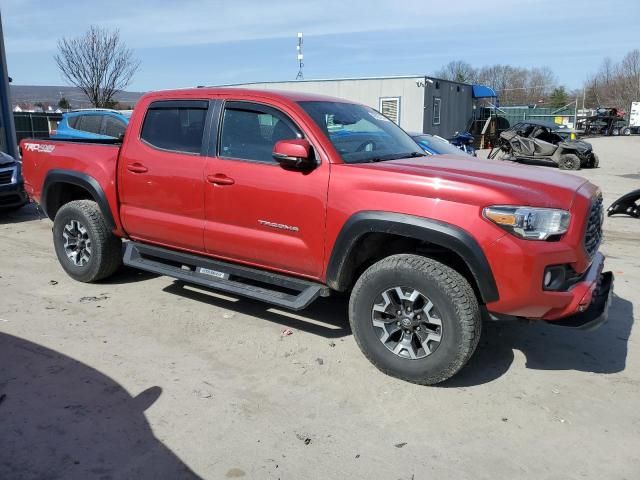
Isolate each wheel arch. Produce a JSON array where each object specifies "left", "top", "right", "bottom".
[
  {"left": 326, "top": 211, "right": 499, "bottom": 303},
  {"left": 42, "top": 170, "right": 115, "bottom": 230}
]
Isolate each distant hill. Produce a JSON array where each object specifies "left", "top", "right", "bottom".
[{"left": 10, "top": 85, "right": 145, "bottom": 109}]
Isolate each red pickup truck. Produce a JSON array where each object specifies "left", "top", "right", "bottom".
[{"left": 21, "top": 88, "right": 613, "bottom": 384}]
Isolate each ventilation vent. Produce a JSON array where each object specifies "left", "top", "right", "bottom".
[{"left": 379, "top": 97, "right": 400, "bottom": 124}]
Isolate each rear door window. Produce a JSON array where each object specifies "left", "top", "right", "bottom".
[{"left": 140, "top": 100, "right": 208, "bottom": 154}]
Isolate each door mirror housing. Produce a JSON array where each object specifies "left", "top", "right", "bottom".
[{"left": 273, "top": 139, "right": 315, "bottom": 170}]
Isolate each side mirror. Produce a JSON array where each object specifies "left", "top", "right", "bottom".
[{"left": 273, "top": 139, "right": 315, "bottom": 170}]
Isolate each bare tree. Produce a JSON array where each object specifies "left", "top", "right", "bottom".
[
  {"left": 436, "top": 61, "right": 557, "bottom": 105},
  {"left": 435, "top": 60, "right": 477, "bottom": 83},
  {"left": 584, "top": 50, "right": 640, "bottom": 111},
  {"left": 55, "top": 26, "right": 140, "bottom": 108}
]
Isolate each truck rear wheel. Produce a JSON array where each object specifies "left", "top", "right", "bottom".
[
  {"left": 348, "top": 254, "right": 481, "bottom": 385},
  {"left": 52, "top": 200, "right": 122, "bottom": 282}
]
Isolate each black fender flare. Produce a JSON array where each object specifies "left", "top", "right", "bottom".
[
  {"left": 607, "top": 188, "right": 640, "bottom": 218},
  {"left": 41, "top": 169, "right": 116, "bottom": 230},
  {"left": 326, "top": 211, "right": 499, "bottom": 303}
]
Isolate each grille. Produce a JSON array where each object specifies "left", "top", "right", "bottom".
[
  {"left": 584, "top": 194, "right": 604, "bottom": 258},
  {"left": 0, "top": 167, "right": 14, "bottom": 185}
]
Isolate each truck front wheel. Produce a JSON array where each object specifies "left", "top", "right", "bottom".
[
  {"left": 52, "top": 200, "right": 122, "bottom": 282},
  {"left": 349, "top": 254, "right": 481, "bottom": 385}
]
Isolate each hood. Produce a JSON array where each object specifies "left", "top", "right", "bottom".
[
  {"left": 0, "top": 151, "right": 16, "bottom": 167},
  {"left": 560, "top": 139, "right": 592, "bottom": 153},
  {"left": 352, "top": 155, "right": 589, "bottom": 210}
]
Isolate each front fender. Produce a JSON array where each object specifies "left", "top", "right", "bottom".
[{"left": 325, "top": 211, "right": 499, "bottom": 303}]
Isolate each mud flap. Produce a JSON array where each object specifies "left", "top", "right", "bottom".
[{"left": 607, "top": 189, "right": 640, "bottom": 218}]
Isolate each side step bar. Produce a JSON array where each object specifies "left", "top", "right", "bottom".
[{"left": 123, "top": 242, "right": 330, "bottom": 310}]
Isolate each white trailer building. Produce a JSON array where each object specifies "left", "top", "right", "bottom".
[{"left": 219, "top": 76, "right": 495, "bottom": 139}]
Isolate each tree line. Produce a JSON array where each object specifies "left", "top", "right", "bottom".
[
  {"left": 435, "top": 50, "right": 640, "bottom": 111},
  {"left": 583, "top": 50, "right": 640, "bottom": 113}
]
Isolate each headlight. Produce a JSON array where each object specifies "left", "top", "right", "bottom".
[{"left": 483, "top": 206, "right": 570, "bottom": 240}]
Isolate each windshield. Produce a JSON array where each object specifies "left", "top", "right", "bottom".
[
  {"left": 298, "top": 101, "right": 424, "bottom": 163},
  {"left": 412, "top": 134, "right": 471, "bottom": 157}
]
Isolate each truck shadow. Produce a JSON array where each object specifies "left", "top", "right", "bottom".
[
  {"left": 0, "top": 202, "right": 44, "bottom": 225},
  {"left": 101, "top": 265, "right": 160, "bottom": 284},
  {"left": 443, "top": 294, "right": 634, "bottom": 387},
  {"left": 164, "top": 280, "right": 351, "bottom": 339},
  {"left": 0, "top": 332, "right": 201, "bottom": 479}
]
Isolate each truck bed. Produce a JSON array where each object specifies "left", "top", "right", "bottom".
[{"left": 20, "top": 138, "right": 122, "bottom": 230}]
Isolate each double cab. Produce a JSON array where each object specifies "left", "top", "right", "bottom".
[{"left": 20, "top": 88, "right": 613, "bottom": 384}]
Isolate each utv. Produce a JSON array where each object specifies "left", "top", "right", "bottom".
[{"left": 489, "top": 120, "right": 598, "bottom": 170}]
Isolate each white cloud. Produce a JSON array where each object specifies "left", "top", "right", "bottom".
[{"left": 3, "top": 0, "right": 618, "bottom": 53}]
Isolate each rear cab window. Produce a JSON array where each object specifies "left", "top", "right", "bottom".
[{"left": 140, "top": 100, "right": 208, "bottom": 154}]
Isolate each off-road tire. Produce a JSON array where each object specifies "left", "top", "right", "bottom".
[
  {"left": 349, "top": 254, "right": 481, "bottom": 385},
  {"left": 559, "top": 153, "right": 581, "bottom": 170},
  {"left": 589, "top": 153, "right": 599, "bottom": 168},
  {"left": 52, "top": 200, "right": 122, "bottom": 282}
]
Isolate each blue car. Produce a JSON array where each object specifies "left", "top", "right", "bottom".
[
  {"left": 410, "top": 133, "right": 474, "bottom": 157},
  {"left": 51, "top": 109, "right": 131, "bottom": 140}
]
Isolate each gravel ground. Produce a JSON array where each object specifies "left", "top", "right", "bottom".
[{"left": 1, "top": 136, "right": 639, "bottom": 479}]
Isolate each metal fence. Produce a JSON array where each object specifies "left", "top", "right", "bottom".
[
  {"left": 480, "top": 105, "right": 578, "bottom": 129},
  {"left": 14, "top": 112, "right": 62, "bottom": 143}
]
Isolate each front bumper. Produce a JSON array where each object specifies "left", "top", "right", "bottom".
[
  {"left": 0, "top": 181, "right": 28, "bottom": 209},
  {"left": 545, "top": 271, "right": 614, "bottom": 330},
  {"left": 0, "top": 163, "right": 28, "bottom": 209}
]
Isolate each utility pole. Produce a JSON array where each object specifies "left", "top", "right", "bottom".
[
  {"left": 0, "top": 10, "right": 18, "bottom": 158},
  {"left": 296, "top": 32, "right": 304, "bottom": 80}
]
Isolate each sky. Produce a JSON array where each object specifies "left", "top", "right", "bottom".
[{"left": 2, "top": 0, "right": 639, "bottom": 93}]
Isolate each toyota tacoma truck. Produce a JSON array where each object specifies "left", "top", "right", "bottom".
[{"left": 20, "top": 88, "right": 613, "bottom": 385}]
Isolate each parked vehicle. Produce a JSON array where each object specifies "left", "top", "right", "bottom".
[
  {"left": 0, "top": 151, "right": 28, "bottom": 210},
  {"left": 410, "top": 133, "right": 474, "bottom": 157},
  {"left": 21, "top": 88, "right": 613, "bottom": 385},
  {"left": 580, "top": 107, "right": 636, "bottom": 136},
  {"left": 489, "top": 120, "right": 598, "bottom": 169},
  {"left": 51, "top": 109, "right": 131, "bottom": 140},
  {"left": 608, "top": 189, "right": 640, "bottom": 218},
  {"left": 447, "top": 131, "right": 477, "bottom": 156},
  {"left": 627, "top": 102, "right": 640, "bottom": 135}
]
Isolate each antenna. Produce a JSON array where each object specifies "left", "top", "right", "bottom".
[{"left": 296, "top": 32, "right": 304, "bottom": 80}]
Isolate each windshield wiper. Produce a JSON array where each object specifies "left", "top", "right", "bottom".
[
  {"left": 352, "top": 151, "right": 428, "bottom": 164},
  {"left": 405, "top": 151, "right": 427, "bottom": 157},
  {"left": 369, "top": 152, "right": 427, "bottom": 162}
]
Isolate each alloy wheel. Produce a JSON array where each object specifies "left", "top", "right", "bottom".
[
  {"left": 62, "top": 219, "right": 92, "bottom": 267},
  {"left": 371, "top": 286, "right": 443, "bottom": 359}
]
